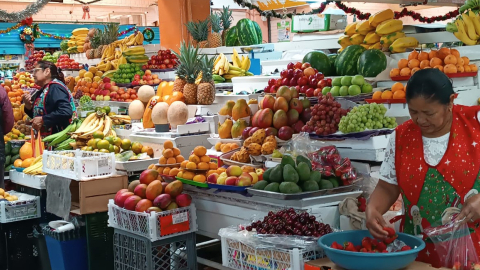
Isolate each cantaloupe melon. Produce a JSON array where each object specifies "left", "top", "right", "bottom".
[
  {"left": 138, "top": 85, "right": 155, "bottom": 103},
  {"left": 152, "top": 102, "right": 169, "bottom": 124},
  {"left": 129, "top": 100, "right": 145, "bottom": 120},
  {"left": 167, "top": 101, "right": 189, "bottom": 128}
]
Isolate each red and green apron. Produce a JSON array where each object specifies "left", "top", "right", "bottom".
[
  {"left": 33, "top": 79, "right": 77, "bottom": 136},
  {"left": 395, "top": 104, "right": 480, "bottom": 268}
]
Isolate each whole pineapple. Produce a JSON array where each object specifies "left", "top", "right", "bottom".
[
  {"left": 208, "top": 13, "right": 223, "bottom": 48},
  {"left": 186, "top": 19, "right": 209, "bottom": 48},
  {"left": 219, "top": 6, "right": 233, "bottom": 46},
  {"left": 91, "top": 28, "right": 103, "bottom": 58},
  {"left": 175, "top": 42, "right": 200, "bottom": 104},
  {"left": 197, "top": 55, "right": 216, "bottom": 105},
  {"left": 172, "top": 46, "right": 187, "bottom": 93}
]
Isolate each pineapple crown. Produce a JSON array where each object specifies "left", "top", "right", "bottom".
[
  {"left": 219, "top": 6, "right": 233, "bottom": 30},
  {"left": 90, "top": 28, "right": 102, "bottom": 49},
  {"left": 185, "top": 19, "right": 209, "bottom": 42},
  {"left": 200, "top": 55, "right": 215, "bottom": 83},
  {"left": 173, "top": 41, "right": 200, "bottom": 84},
  {"left": 102, "top": 23, "right": 120, "bottom": 45},
  {"left": 210, "top": 13, "right": 222, "bottom": 33}
]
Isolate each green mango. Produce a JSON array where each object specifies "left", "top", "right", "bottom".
[
  {"left": 263, "top": 168, "right": 272, "bottom": 182},
  {"left": 279, "top": 182, "right": 301, "bottom": 194},
  {"left": 281, "top": 155, "right": 296, "bottom": 168},
  {"left": 302, "top": 180, "right": 320, "bottom": 192},
  {"left": 252, "top": 180, "right": 269, "bottom": 190},
  {"left": 283, "top": 164, "right": 299, "bottom": 184},
  {"left": 5, "top": 165, "right": 12, "bottom": 171},
  {"left": 264, "top": 182, "right": 280, "bottom": 193},
  {"left": 309, "top": 171, "right": 322, "bottom": 185},
  {"left": 296, "top": 162, "right": 311, "bottom": 182},
  {"left": 296, "top": 155, "right": 312, "bottom": 170},
  {"left": 269, "top": 165, "right": 283, "bottom": 183},
  {"left": 11, "top": 154, "right": 20, "bottom": 162}
]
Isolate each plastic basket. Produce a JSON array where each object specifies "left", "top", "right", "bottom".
[
  {"left": 15, "top": 184, "right": 57, "bottom": 223},
  {"left": 86, "top": 212, "right": 114, "bottom": 270},
  {"left": 0, "top": 191, "right": 41, "bottom": 223},
  {"left": 0, "top": 219, "right": 41, "bottom": 270},
  {"left": 107, "top": 200, "right": 197, "bottom": 242},
  {"left": 113, "top": 229, "right": 197, "bottom": 270},
  {"left": 42, "top": 149, "right": 115, "bottom": 180},
  {"left": 221, "top": 233, "right": 322, "bottom": 270}
]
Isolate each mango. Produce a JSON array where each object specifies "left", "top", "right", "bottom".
[
  {"left": 258, "top": 108, "right": 274, "bottom": 128},
  {"left": 252, "top": 110, "right": 261, "bottom": 127},
  {"left": 273, "top": 97, "right": 288, "bottom": 112},
  {"left": 124, "top": 195, "right": 142, "bottom": 211},
  {"left": 153, "top": 194, "right": 172, "bottom": 210},
  {"left": 219, "top": 100, "right": 235, "bottom": 116},
  {"left": 166, "top": 202, "right": 179, "bottom": 210},
  {"left": 273, "top": 110, "right": 288, "bottom": 129},
  {"left": 135, "top": 199, "right": 153, "bottom": 212},
  {"left": 175, "top": 194, "right": 192, "bottom": 207},
  {"left": 115, "top": 191, "right": 133, "bottom": 207},
  {"left": 134, "top": 184, "right": 147, "bottom": 198},
  {"left": 139, "top": 169, "right": 159, "bottom": 185},
  {"left": 232, "top": 99, "right": 251, "bottom": 120},
  {"left": 128, "top": 180, "right": 140, "bottom": 192},
  {"left": 276, "top": 86, "right": 292, "bottom": 102},
  {"left": 218, "top": 119, "right": 233, "bottom": 139},
  {"left": 261, "top": 95, "right": 275, "bottom": 110},
  {"left": 146, "top": 180, "right": 163, "bottom": 201},
  {"left": 296, "top": 162, "right": 311, "bottom": 182},
  {"left": 231, "top": 119, "right": 248, "bottom": 138},
  {"left": 165, "top": 180, "right": 183, "bottom": 197}
]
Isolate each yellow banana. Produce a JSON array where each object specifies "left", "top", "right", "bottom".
[
  {"left": 468, "top": 10, "right": 480, "bottom": 36},
  {"left": 461, "top": 14, "right": 479, "bottom": 40},
  {"left": 455, "top": 19, "right": 477, "bottom": 45}
]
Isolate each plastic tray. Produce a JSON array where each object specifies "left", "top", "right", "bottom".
[
  {"left": 246, "top": 184, "right": 358, "bottom": 200},
  {"left": 0, "top": 191, "right": 41, "bottom": 223},
  {"left": 219, "top": 149, "right": 263, "bottom": 168},
  {"left": 115, "top": 159, "right": 156, "bottom": 172},
  {"left": 156, "top": 163, "right": 181, "bottom": 167},
  {"left": 11, "top": 166, "right": 25, "bottom": 172},
  {"left": 207, "top": 183, "right": 250, "bottom": 192},
  {"left": 391, "top": 72, "right": 477, "bottom": 81},
  {"left": 175, "top": 177, "right": 209, "bottom": 188},
  {"left": 107, "top": 200, "right": 197, "bottom": 242},
  {"left": 9, "top": 170, "right": 46, "bottom": 189}
]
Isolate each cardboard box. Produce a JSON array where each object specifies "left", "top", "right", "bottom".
[
  {"left": 70, "top": 175, "right": 128, "bottom": 215},
  {"left": 305, "top": 258, "right": 450, "bottom": 270}
]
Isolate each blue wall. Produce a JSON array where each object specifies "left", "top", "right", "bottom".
[{"left": 0, "top": 23, "right": 160, "bottom": 55}]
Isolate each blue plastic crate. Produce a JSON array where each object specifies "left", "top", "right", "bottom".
[{"left": 44, "top": 234, "right": 88, "bottom": 270}]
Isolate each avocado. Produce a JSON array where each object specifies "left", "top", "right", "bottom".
[
  {"left": 281, "top": 155, "right": 296, "bottom": 168},
  {"left": 283, "top": 164, "right": 299, "bottom": 183},
  {"left": 264, "top": 182, "right": 280, "bottom": 192},
  {"left": 263, "top": 168, "right": 272, "bottom": 182},
  {"left": 302, "top": 180, "right": 320, "bottom": 192},
  {"left": 5, "top": 142, "right": 11, "bottom": 156},
  {"left": 253, "top": 180, "right": 269, "bottom": 190},
  {"left": 296, "top": 162, "right": 311, "bottom": 182},
  {"left": 4, "top": 165, "right": 11, "bottom": 171},
  {"left": 309, "top": 171, "right": 322, "bottom": 185},
  {"left": 11, "top": 147, "right": 20, "bottom": 155},
  {"left": 319, "top": 179, "right": 334, "bottom": 190},
  {"left": 11, "top": 154, "right": 20, "bottom": 162},
  {"left": 296, "top": 155, "right": 312, "bottom": 170},
  {"left": 279, "top": 182, "right": 302, "bottom": 194},
  {"left": 269, "top": 165, "right": 284, "bottom": 183},
  {"left": 329, "top": 177, "right": 340, "bottom": 188},
  {"left": 5, "top": 156, "right": 11, "bottom": 166}
]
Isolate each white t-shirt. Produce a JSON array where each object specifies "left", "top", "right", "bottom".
[{"left": 379, "top": 112, "right": 480, "bottom": 185}]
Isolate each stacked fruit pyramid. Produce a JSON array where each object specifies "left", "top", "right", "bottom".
[
  {"left": 372, "top": 82, "right": 407, "bottom": 100},
  {"left": 389, "top": 48, "right": 478, "bottom": 78},
  {"left": 339, "top": 9, "right": 419, "bottom": 53},
  {"left": 176, "top": 146, "right": 220, "bottom": 183},
  {"left": 156, "top": 140, "right": 184, "bottom": 176}
]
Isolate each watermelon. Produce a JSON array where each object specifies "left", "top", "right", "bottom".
[
  {"left": 225, "top": 26, "right": 239, "bottom": 47},
  {"left": 236, "top": 18, "right": 261, "bottom": 46},
  {"left": 334, "top": 45, "right": 366, "bottom": 76},
  {"left": 303, "top": 51, "right": 332, "bottom": 76},
  {"left": 357, "top": 49, "right": 387, "bottom": 77},
  {"left": 60, "top": 40, "right": 69, "bottom": 51},
  {"left": 328, "top": 54, "right": 338, "bottom": 76},
  {"left": 252, "top": 21, "right": 263, "bottom": 44}
]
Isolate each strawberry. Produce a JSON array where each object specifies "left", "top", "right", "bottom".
[
  {"left": 371, "top": 239, "right": 379, "bottom": 247},
  {"left": 383, "top": 227, "right": 396, "bottom": 237},
  {"left": 384, "top": 235, "right": 398, "bottom": 244},
  {"left": 376, "top": 242, "right": 387, "bottom": 251},
  {"left": 358, "top": 197, "right": 367, "bottom": 212},
  {"left": 344, "top": 242, "right": 356, "bottom": 252},
  {"left": 355, "top": 245, "right": 362, "bottom": 251},
  {"left": 331, "top": 241, "right": 344, "bottom": 250},
  {"left": 361, "top": 237, "right": 372, "bottom": 251},
  {"left": 359, "top": 248, "right": 368, "bottom": 253},
  {"left": 382, "top": 250, "right": 389, "bottom": 253},
  {"left": 400, "top": 246, "right": 412, "bottom": 251}
]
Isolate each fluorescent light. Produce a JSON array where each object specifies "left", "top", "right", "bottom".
[{"left": 310, "top": 3, "right": 320, "bottom": 8}]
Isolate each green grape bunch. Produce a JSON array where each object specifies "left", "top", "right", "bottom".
[{"left": 338, "top": 103, "right": 397, "bottom": 133}]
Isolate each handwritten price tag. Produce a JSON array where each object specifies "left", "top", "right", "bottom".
[
  {"left": 160, "top": 212, "right": 190, "bottom": 236},
  {"left": 172, "top": 212, "right": 188, "bottom": 224}
]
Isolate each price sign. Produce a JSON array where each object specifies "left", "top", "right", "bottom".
[
  {"left": 292, "top": 15, "right": 325, "bottom": 32},
  {"left": 159, "top": 211, "right": 190, "bottom": 236}
]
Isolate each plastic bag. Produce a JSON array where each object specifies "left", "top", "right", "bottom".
[
  {"left": 424, "top": 218, "right": 480, "bottom": 269},
  {"left": 283, "top": 132, "right": 317, "bottom": 158},
  {"left": 308, "top": 145, "right": 357, "bottom": 185}
]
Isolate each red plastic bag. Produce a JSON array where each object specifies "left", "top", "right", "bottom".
[
  {"left": 308, "top": 145, "right": 357, "bottom": 185},
  {"left": 424, "top": 218, "right": 480, "bottom": 270}
]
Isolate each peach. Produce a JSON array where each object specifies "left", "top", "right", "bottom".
[
  {"left": 236, "top": 172, "right": 252, "bottom": 186},
  {"left": 207, "top": 173, "right": 219, "bottom": 184},
  {"left": 225, "top": 176, "right": 238, "bottom": 186},
  {"left": 249, "top": 172, "right": 259, "bottom": 184}
]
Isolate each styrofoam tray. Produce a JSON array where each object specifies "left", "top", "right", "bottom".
[
  {"left": 9, "top": 170, "right": 46, "bottom": 189},
  {"left": 115, "top": 159, "right": 157, "bottom": 172}
]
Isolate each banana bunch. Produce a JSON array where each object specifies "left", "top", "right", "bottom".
[
  {"left": 72, "top": 112, "right": 114, "bottom": 140},
  {"left": 213, "top": 49, "right": 254, "bottom": 81},
  {"left": 447, "top": 10, "right": 480, "bottom": 46},
  {"left": 460, "top": 0, "right": 480, "bottom": 13},
  {"left": 95, "top": 32, "right": 143, "bottom": 72},
  {"left": 43, "top": 119, "right": 82, "bottom": 149},
  {"left": 122, "top": 32, "right": 144, "bottom": 46},
  {"left": 214, "top": 53, "right": 230, "bottom": 75},
  {"left": 110, "top": 115, "right": 131, "bottom": 125},
  {"left": 24, "top": 156, "right": 46, "bottom": 175}
]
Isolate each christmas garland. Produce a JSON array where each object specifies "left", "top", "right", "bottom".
[
  {"left": 19, "top": 27, "right": 35, "bottom": 44},
  {"left": 232, "top": 0, "right": 459, "bottom": 23},
  {"left": 142, "top": 28, "right": 154, "bottom": 42},
  {"left": 118, "top": 26, "right": 137, "bottom": 37},
  {"left": 0, "top": 0, "right": 50, "bottom": 22}
]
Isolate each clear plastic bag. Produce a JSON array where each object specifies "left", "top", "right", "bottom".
[
  {"left": 308, "top": 145, "right": 357, "bottom": 185},
  {"left": 283, "top": 132, "right": 317, "bottom": 157},
  {"left": 424, "top": 218, "right": 480, "bottom": 269}
]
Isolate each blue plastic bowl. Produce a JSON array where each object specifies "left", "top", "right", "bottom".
[{"left": 318, "top": 230, "right": 425, "bottom": 270}]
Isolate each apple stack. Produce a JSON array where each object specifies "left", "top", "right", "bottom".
[{"left": 207, "top": 165, "right": 264, "bottom": 188}]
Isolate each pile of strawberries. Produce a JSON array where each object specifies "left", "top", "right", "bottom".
[{"left": 330, "top": 227, "right": 411, "bottom": 253}]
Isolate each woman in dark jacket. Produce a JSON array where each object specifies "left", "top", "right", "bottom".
[
  {"left": 22, "top": 61, "right": 77, "bottom": 135},
  {"left": 0, "top": 86, "right": 14, "bottom": 188}
]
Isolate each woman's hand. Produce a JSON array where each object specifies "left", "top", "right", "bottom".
[
  {"left": 366, "top": 206, "right": 389, "bottom": 239},
  {"left": 457, "top": 194, "right": 480, "bottom": 223},
  {"left": 22, "top": 93, "right": 33, "bottom": 110},
  {"left": 32, "top": 116, "right": 43, "bottom": 131}
]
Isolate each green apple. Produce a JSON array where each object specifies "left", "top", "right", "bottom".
[
  {"left": 330, "top": 86, "right": 340, "bottom": 96},
  {"left": 339, "top": 86, "right": 349, "bottom": 96},
  {"left": 348, "top": 85, "right": 361, "bottom": 96},
  {"left": 341, "top": 76, "right": 352, "bottom": 86},
  {"left": 362, "top": 83, "right": 373, "bottom": 93},
  {"left": 322, "top": 87, "right": 332, "bottom": 95},
  {"left": 332, "top": 77, "right": 342, "bottom": 87},
  {"left": 351, "top": 75, "right": 365, "bottom": 86}
]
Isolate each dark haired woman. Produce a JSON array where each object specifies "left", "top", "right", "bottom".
[
  {"left": 22, "top": 60, "right": 77, "bottom": 135},
  {"left": 366, "top": 68, "right": 480, "bottom": 266}
]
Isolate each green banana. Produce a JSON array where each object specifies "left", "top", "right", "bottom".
[
  {"left": 446, "top": 22, "right": 458, "bottom": 33},
  {"left": 55, "top": 139, "right": 75, "bottom": 150},
  {"left": 213, "top": 74, "right": 225, "bottom": 82},
  {"left": 49, "top": 122, "right": 76, "bottom": 146}
]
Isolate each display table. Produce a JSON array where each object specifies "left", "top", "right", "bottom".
[{"left": 305, "top": 258, "right": 449, "bottom": 270}]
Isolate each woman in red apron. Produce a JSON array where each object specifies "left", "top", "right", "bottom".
[
  {"left": 366, "top": 68, "right": 480, "bottom": 267},
  {"left": 22, "top": 61, "right": 77, "bottom": 135}
]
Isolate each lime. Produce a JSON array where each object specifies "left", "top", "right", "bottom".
[
  {"left": 113, "top": 145, "right": 120, "bottom": 154},
  {"left": 87, "top": 139, "right": 96, "bottom": 147},
  {"left": 93, "top": 131, "right": 104, "bottom": 139},
  {"left": 112, "top": 137, "right": 122, "bottom": 147},
  {"left": 105, "top": 136, "right": 114, "bottom": 144},
  {"left": 103, "top": 106, "right": 111, "bottom": 114},
  {"left": 86, "top": 146, "right": 93, "bottom": 151},
  {"left": 81, "top": 146, "right": 88, "bottom": 151},
  {"left": 93, "top": 138, "right": 101, "bottom": 149},
  {"left": 97, "top": 140, "right": 110, "bottom": 150},
  {"left": 121, "top": 139, "right": 132, "bottom": 150},
  {"left": 99, "top": 149, "right": 110, "bottom": 153},
  {"left": 108, "top": 144, "right": 115, "bottom": 153},
  {"left": 95, "top": 107, "right": 102, "bottom": 112}
]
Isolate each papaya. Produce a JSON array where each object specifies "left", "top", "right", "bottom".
[
  {"left": 143, "top": 96, "right": 161, "bottom": 128},
  {"left": 232, "top": 99, "right": 251, "bottom": 121},
  {"left": 219, "top": 100, "right": 235, "bottom": 116},
  {"left": 218, "top": 119, "right": 233, "bottom": 139},
  {"left": 231, "top": 119, "right": 247, "bottom": 139}
]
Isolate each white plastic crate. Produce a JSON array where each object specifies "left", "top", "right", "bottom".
[
  {"left": 42, "top": 149, "right": 115, "bottom": 181},
  {"left": 0, "top": 191, "right": 41, "bottom": 223},
  {"left": 107, "top": 199, "right": 197, "bottom": 242},
  {"left": 220, "top": 230, "right": 322, "bottom": 270},
  {"left": 9, "top": 170, "right": 46, "bottom": 189}
]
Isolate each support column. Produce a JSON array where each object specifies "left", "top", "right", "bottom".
[{"left": 157, "top": 0, "right": 211, "bottom": 50}]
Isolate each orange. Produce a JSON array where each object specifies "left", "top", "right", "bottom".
[
  {"left": 470, "top": 64, "right": 478, "bottom": 72},
  {"left": 200, "top": 155, "right": 211, "bottom": 163},
  {"left": 193, "top": 146, "right": 207, "bottom": 157},
  {"left": 209, "top": 162, "right": 218, "bottom": 170},
  {"left": 169, "top": 168, "right": 180, "bottom": 176},
  {"left": 390, "top": 68, "right": 400, "bottom": 77},
  {"left": 177, "top": 171, "right": 183, "bottom": 178},
  {"left": 163, "top": 149, "right": 174, "bottom": 158},
  {"left": 176, "top": 155, "right": 185, "bottom": 163},
  {"left": 221, "top": 144, "right": 232, "bottom": 153},
  {"left": 393, "top": 90, "right": 406, "bottom": 99},
  {"left": 408, "top": 50, "right": 418, "bottom": 60},
  {"left": 400, "top": 68, "right": 411, "bottom": 76},
  {"left": 21, "top": 157, "right": 35, "bottom": 168},
  {"left": 456, "top": 56, "right": 464, "bottom": 66},
  {"left": 444, "top": 55, "right": 457, "bottom": 65},
  {"left": 172, "top": 147, "right": 181, "bottom": 156},
  {"left": 159, "top": 156, "right": 167, "bottom": 164},
  {"left": 438, "top": 48, "right": 451, "bottom": 60},
  {"left": 428, "top": 50, "right": 438, "bottom": 60},
  {"left": 197, "top": 162, "right": 209, "bottom": 170},
  {"left": 417, "top": 52, "right": 429, "bottom": 61},
  {"left": 186, "top": 162, "right": 197, "bottom": 170},
  {"left": 408, "top": 59, "right": 420, "bottom": 69},
  {"left": 456, "top": 65, "right": 465, "bottom": 73},
  {"left": 444, "top": 64, "right": 457, "bottom": 74},
  {"left": 215, "top": 142, "right": 222, "bottom": 151},
  {"left": 372, "top": 91, "right": 382, "bottom": 100},
  {"left": 398, "top": 59, "right": 408, "bottom": 69},
  {"left": 229, "top": 143, "right": 240, "bottom": 150},
  {"left": 217, "top": 167, "right": 226, "bottom": 173},
  {"left": 181, "top": 160, "right": 188, "bottom": 168},
  {"left": 450, "top": 48, "right": 460, "bottom": 58},
  {"left": 148, "top": 164, "right": 156, "bottom": 170},
  {"left": 157, "top": 167, "right": 165, "bottom": 175},
  {"left": 420, "top": 60, "right": 430, "bottom": 69},
  {"left": 434, "top": 65, "right": 444, "bottom": 72},
  {"left": 462, "top": 57, "right": 470, "bottom": 65},
  {"left": 163, "top": 140, "right": 173, "bottom": 149},
  {"left": 163, "top": 167, "right": 171, "bottom": 175},
  {"left": 207, "top": 170, "right": 217, "bottom": 177},
  {"left": 167, "top": 157, "right": 177, "bottom": 164},
  {"left": 183, "top": 171, "right": 195, "bottom": 180},
  {"left": 381, "top": 90, "right": 393, "bottom": 99},
  {"left": 465, "top": 65, "right": 472, "bottom": 73},
  {"left": 193, "top": 174, "right": 206, "bottom": 183},
  {"left": 13, "top": 159, "right": 22, "bottom": 167},
  {"left": 189, "top": 154, "right": 200, "bottom": 164},
  {"left": 430, "top": 57, "right": 442, "bottom": 67},
  {"left": 391, "top": 82, "right": 404, "bottom": 93},
  {"left": 411, "top": 67, "right": 420, "bottom": 75}
]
